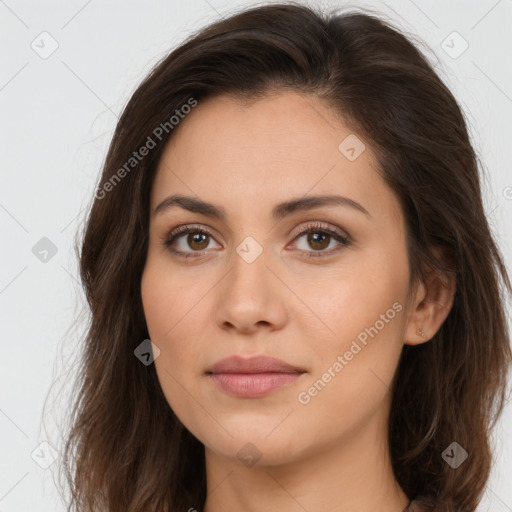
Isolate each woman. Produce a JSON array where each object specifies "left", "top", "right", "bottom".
[{"left": 60, "top": 3, "right": 511, "bottom": 511}]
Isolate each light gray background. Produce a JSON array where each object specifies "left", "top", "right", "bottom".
[{"left": 1, "top": 1, "right": 511, "bottom": 510}]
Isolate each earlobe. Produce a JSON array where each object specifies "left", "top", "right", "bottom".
[
  {"left": 415, "top": 326, "right": 427, "bottom": 339},
  {"left": 403, "top": 265, "right": 456, "bottom": 346}
]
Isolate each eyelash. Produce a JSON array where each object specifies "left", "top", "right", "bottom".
[{"left": 163, "top": 221, "right": 351, "bottom": 260}]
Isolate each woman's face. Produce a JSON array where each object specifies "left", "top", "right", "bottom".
[{"left": 141, "top": 91, "right": 415, "bottom": 466}]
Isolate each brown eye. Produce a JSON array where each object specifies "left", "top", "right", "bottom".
[
  {"left": 291, "top": 222, "right": 351, "bottom": 259},
  {"left": 186, "top": 232, "right": 210, "bottom": 251},
  {"left": 306, "top": 232, "right": 331, "bottom": 251},
  {"left": 164, "top": 225, "right": 220, "bottom": 259}
]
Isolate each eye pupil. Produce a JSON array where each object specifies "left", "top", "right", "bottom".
[
  {"left": 188, "top": 232, "right": 209, "bottom": 250},
  {"left": 308, "top": 232, "right": 329, "bottom": 250}
]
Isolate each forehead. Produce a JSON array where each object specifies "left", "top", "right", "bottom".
[{"left": 151, "top": 91, "right": 402, "bottom": 226}]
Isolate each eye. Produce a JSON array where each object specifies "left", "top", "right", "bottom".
[
  {"left": 288, "top": 221, "right": 351, "bottom": 259},
  {"left": 163, "top": 224, "right": 220, "bottom": 259},
  {"left": 162, "top": 221, "right": 351, "bottom": 260}
]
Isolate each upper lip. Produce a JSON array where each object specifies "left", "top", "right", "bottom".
[{"left": 207, "top": 355, "right": 306, "bottom": 374}]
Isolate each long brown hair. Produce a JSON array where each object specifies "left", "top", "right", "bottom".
[{"left": 56, "top": 2, "right": 511, "bottom": 511}]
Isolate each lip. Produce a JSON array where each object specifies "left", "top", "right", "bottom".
[
  {"left": 206, "top": 355, "right": 306, "bottom": 398},
  {"left": 208, "top": 355, "right": 306, "bottom": 374}
]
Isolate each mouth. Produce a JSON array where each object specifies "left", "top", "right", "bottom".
[{"left": 206, "top": 355, "right": 306, "bottom": 398}]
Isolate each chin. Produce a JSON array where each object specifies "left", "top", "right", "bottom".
[{"left": 190, "top": 415, "right": 314, "bottom": 468}]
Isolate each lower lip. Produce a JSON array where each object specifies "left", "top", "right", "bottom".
[{"left": 208, "top": 372, "right": 303, "bottom": 398}]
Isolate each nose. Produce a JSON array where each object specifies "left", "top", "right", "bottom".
[{"left": 214, "top": 247, "right": 288, "bottom": 335}]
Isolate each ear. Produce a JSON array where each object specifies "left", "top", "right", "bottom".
[{"left": 403, "top": 247, "right": 456, "bottom": 346}]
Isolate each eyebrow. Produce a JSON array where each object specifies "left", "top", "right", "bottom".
[{"left": 153, "top": 193, "right": 371, "bottom": 220}]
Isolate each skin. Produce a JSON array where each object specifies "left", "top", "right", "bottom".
[{"left": 140, "top": 91, "right": 455, "bottom": 512}]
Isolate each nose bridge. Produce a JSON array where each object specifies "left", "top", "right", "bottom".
[
  {"left": 228, "top": 234, "right": 273, "bottom": 295},
  {"left": 214, "top": 233, "right": 288, "bottom": 332}
]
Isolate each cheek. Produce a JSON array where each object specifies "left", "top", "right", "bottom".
[
  {"left": 297, "top": 250, "right": 409, "bottom": 395},
  {"left": 294, "top": 251, "right": 407, "bottom": 346},
  {"left": 294, "top": 291, "right": 406, "bottom": 444},
  {"left": 340, "top": 243, "right": 409, "bottom": 326},
  {"left": 141, "top": 260, "right": 187, "bottom": 387},
  {"left": 141, "top": 262, "right": 209, "bottom": 434},
  {"left": 141, "top": 255, "right": 208, "bottom": 378},
  {"left": 140, "top": 250, "right": 196, "bottom": 340}
]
